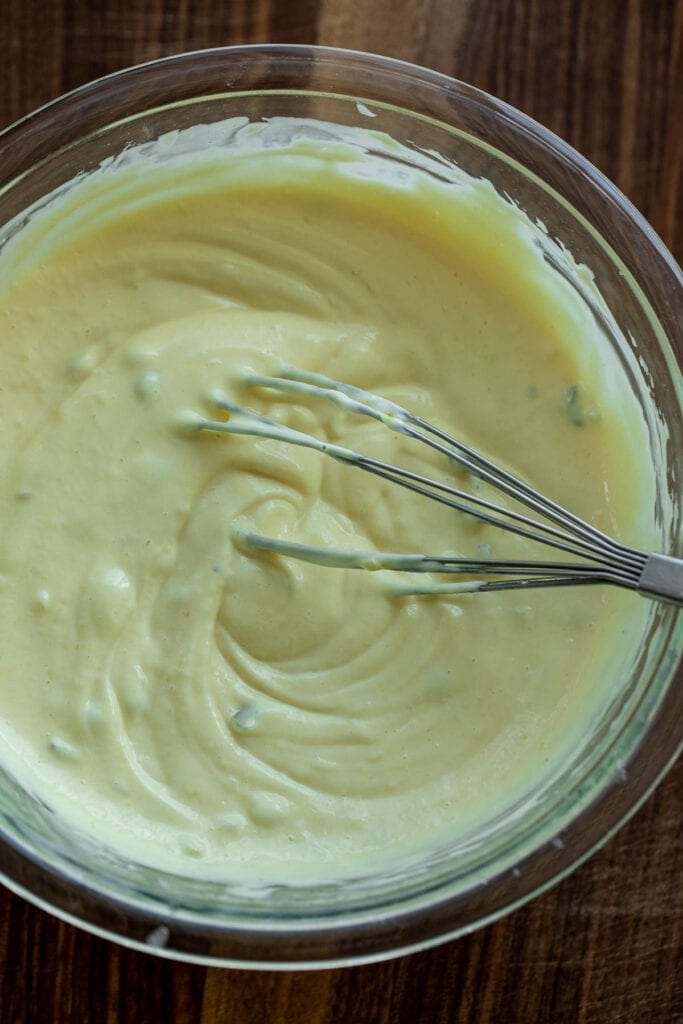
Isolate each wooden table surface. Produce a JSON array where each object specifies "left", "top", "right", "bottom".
[{"left": 0, "top": 2, "right": 681, "bottom": 1022}]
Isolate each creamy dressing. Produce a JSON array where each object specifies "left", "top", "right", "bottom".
[{"left": 0, "top": 123, "right": 655, "bottom": 881}]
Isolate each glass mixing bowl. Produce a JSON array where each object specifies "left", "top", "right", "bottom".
[{"left": 0, "top": 45, "right": 680, "bottom": 968}]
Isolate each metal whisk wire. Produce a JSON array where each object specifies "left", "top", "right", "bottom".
[{"left": 187, "top": 368, "right": 682, "bottom": 606}]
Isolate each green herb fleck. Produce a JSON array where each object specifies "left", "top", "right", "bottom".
[{"left": 564, "top": 384, "right": 601, "bottom": 427}]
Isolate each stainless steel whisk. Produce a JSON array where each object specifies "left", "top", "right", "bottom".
[{"left": 188, "top": 368, "right": 683, "bottom": 607}]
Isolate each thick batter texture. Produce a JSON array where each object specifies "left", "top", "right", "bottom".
[{"left": 0, "top": 123, "right": 654, "bottom": 880}]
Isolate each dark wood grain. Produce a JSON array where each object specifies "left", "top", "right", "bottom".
[{"left": 0, "top": 2, "right": 681, "bottom": 1022}]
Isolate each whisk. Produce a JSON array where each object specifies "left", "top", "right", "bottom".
[{"left": 187, "top": 367, "right": 683, "bottom": 607}]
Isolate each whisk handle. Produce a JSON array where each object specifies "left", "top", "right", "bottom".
[{"left": 638, "top": 553, "right": 683, "bottom": 607}]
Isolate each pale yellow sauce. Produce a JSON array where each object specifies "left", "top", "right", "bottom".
[{"left": 0, "top": 123, "right": 654, "bottom": 880}]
